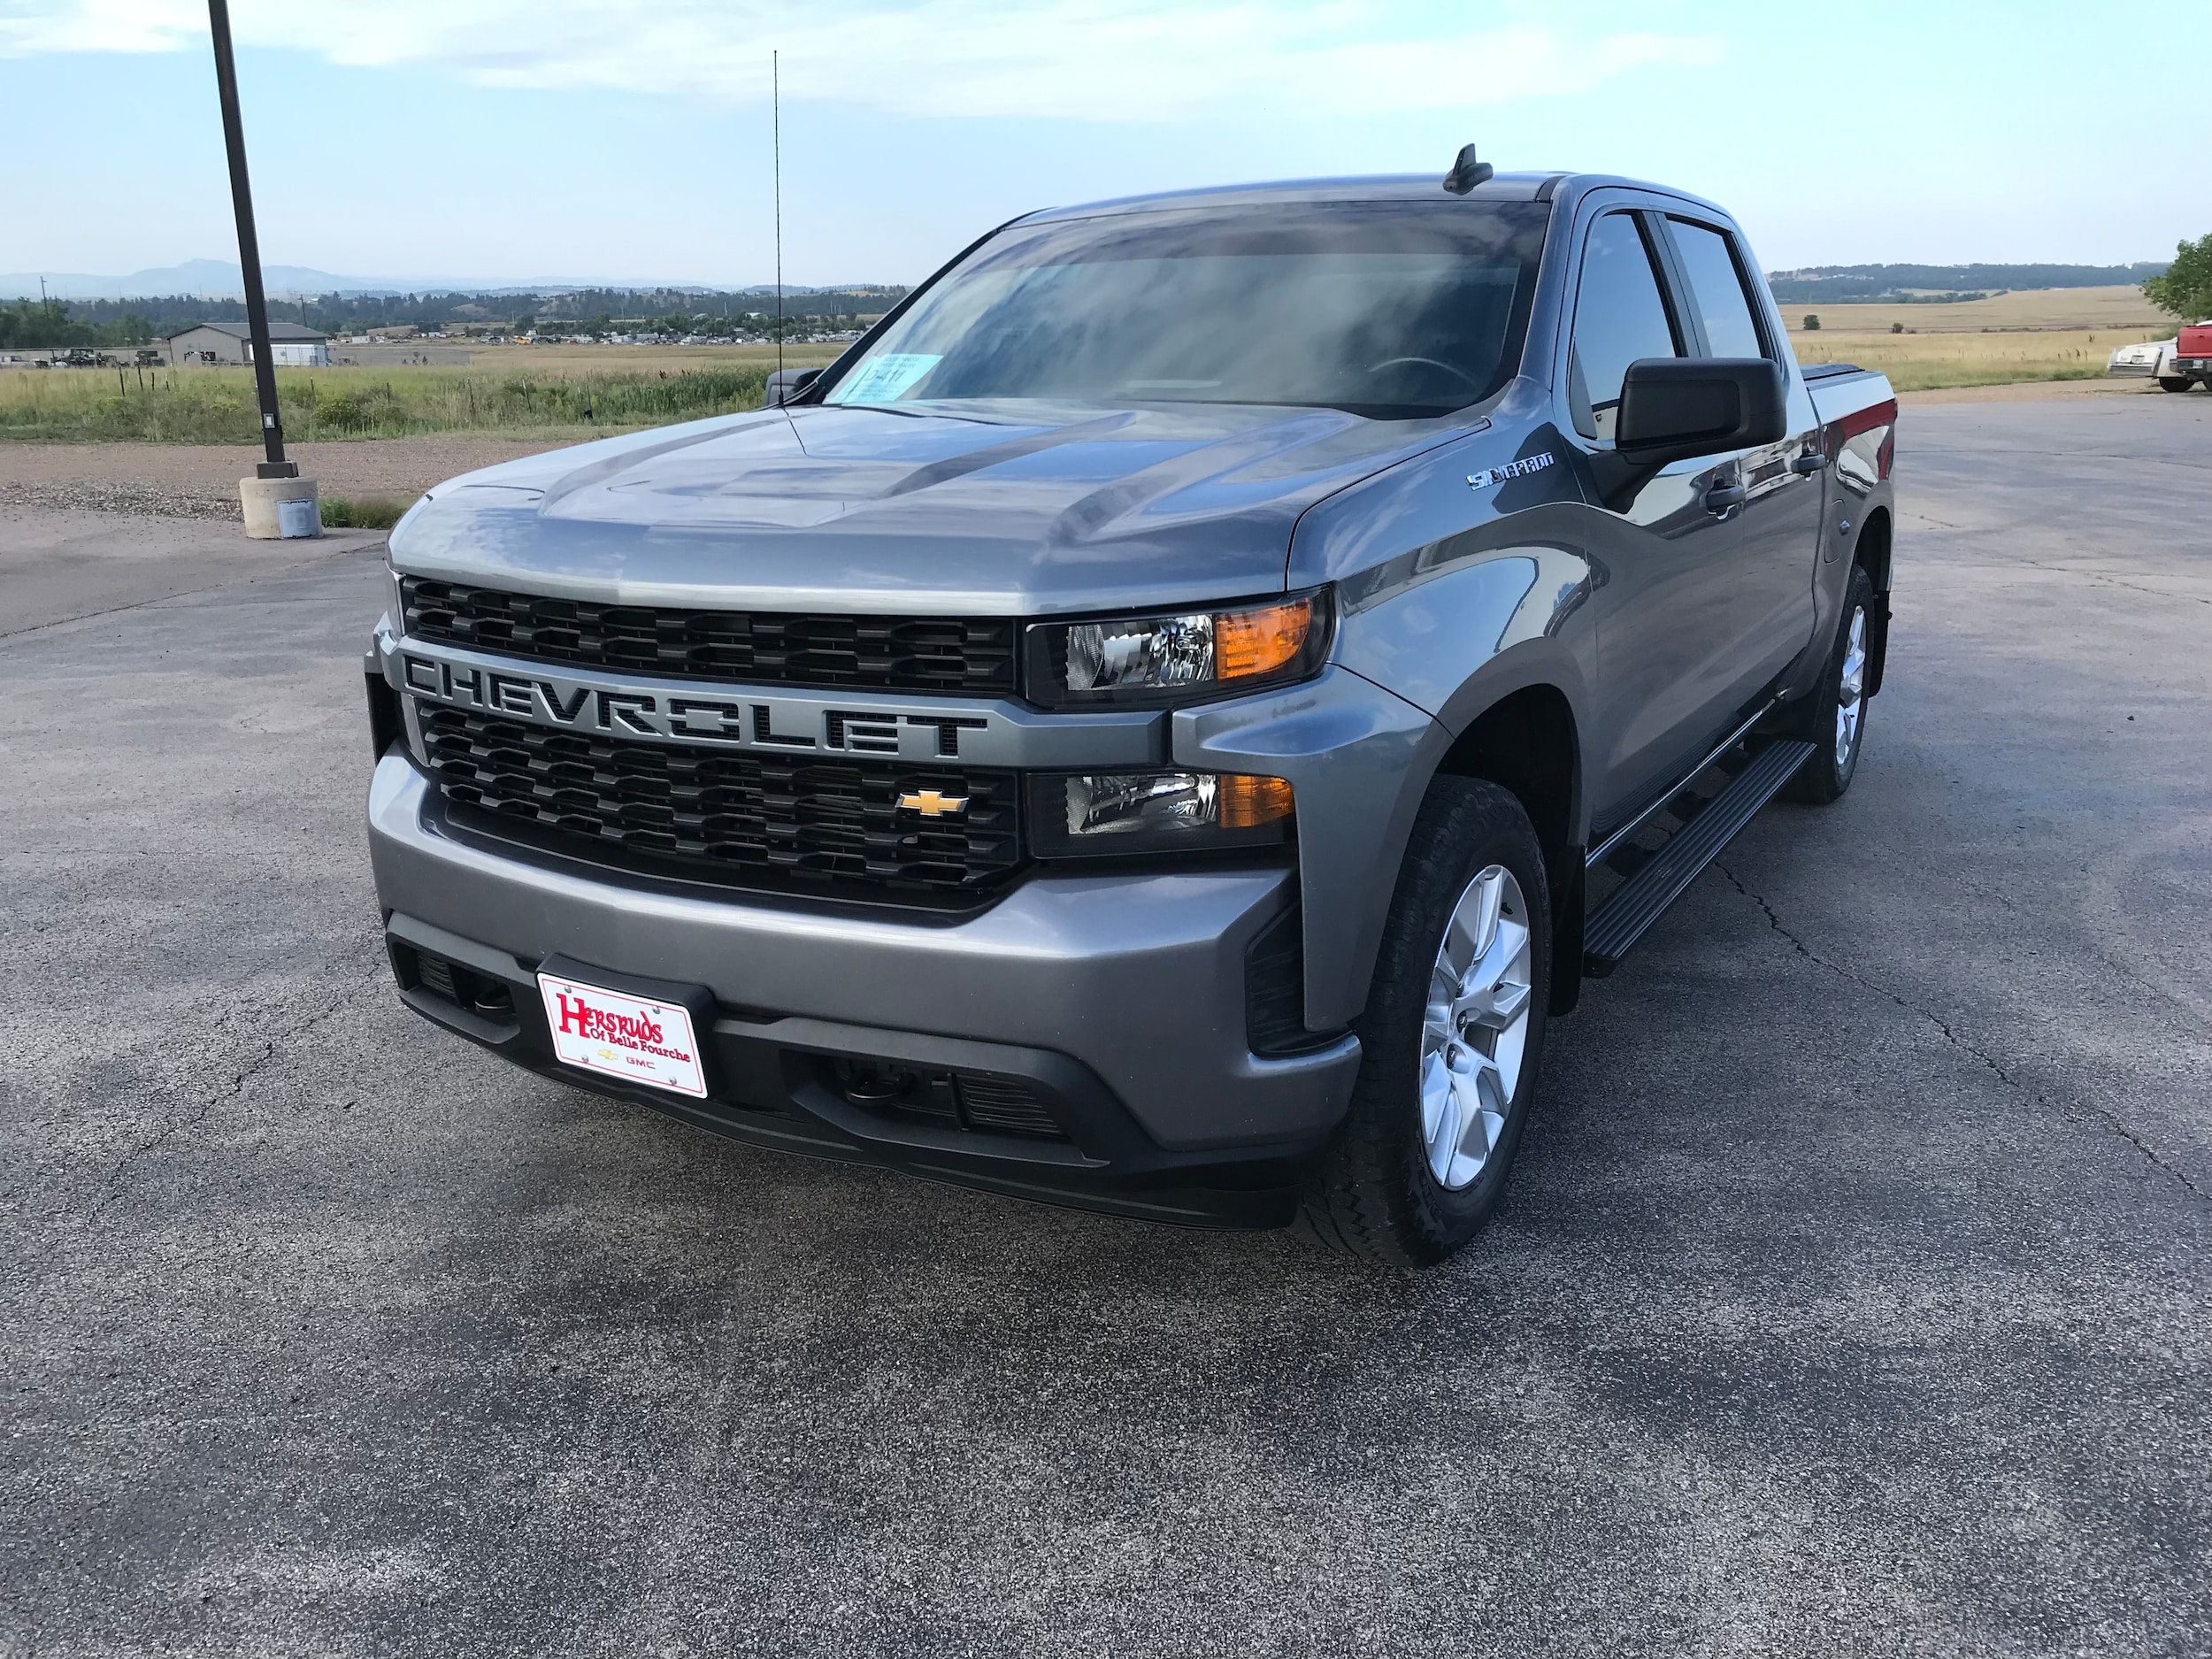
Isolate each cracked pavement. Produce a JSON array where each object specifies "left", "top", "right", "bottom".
[{"left": 3, "top": 394, "right": 2210, "bottom": 1656}]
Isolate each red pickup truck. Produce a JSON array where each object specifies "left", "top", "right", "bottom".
[{"left": 2171, "top": 324, "right": 2212, "bottom": 391}]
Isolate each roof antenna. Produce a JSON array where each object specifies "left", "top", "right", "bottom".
[{"left": 1442, "top": 142, "right": 1494, "bottom": 196}]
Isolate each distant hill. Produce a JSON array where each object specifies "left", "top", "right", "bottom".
[
  {"left": 0, "top": 260, "right": 886, "bottom": 301},
  {"left": 1766, "top": 262, "right": 2166, "bottom": 303}
]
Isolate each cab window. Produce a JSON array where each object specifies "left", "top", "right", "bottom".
[
  {"left": 1568, "top": 212, "right": 1682, "bottom": 441},
  {"left": 1668, "top": 219, "right": 1768, "bottom": 361}
]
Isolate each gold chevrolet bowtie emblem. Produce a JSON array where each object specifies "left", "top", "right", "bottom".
[{"left": 898, "top": 789, "right": 970, "bottom": 818}]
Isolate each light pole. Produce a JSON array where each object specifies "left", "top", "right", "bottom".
[
  {"left": 207, "top": 0, "right": 290, "bottom": 479},
  {"left": 206, "top": 0, "right": 319, "bottom": 536}
]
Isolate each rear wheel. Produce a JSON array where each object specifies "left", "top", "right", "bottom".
[
  {"left": 1786, "top": 565, "right": 1875, "bottom": 804},
  {"left": 2157, "top": 376, "right": 2193, "bottom": 392},
  {"left": 1300, "top": 777, "right": 1550, "bottom": 1268}
]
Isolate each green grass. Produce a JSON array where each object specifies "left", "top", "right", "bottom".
[
  {"left": 319, "top": 494, "right": 415, "bottom": 530},
  {"left": 0, "top": 362, "right": 788, "bottom": 442}
]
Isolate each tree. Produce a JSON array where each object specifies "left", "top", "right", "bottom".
[
  {"left": 0, "top": 298, "right": 90, "bottom": 349},
  {"left": 2144, "top": 234, "right": 2212, "bottom": 320},
  {"left": 1801, "top": 313, "right": 1820, "bottom": 331}
]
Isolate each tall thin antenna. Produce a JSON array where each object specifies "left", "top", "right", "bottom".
[{"left": 772, "top": 50, "right": 783, "bottom": 385}]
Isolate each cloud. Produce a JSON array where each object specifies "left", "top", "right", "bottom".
[{"left": 0, "top": 1, "right": 1720, "bottom": 122}]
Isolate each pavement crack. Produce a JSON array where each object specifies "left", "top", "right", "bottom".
[
  {"left": 2012, "top": 558, "right": 2212, "bottom": 607},
  {"left": 1714, "top": 860, "right": 2207, "bottom": 1204},
  {"left": 68, "top": 969, "right": 385, "bottom": 1238}
]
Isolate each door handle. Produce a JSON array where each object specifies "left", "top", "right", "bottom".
[
  {"left": 1791, "top": 452, "right": 1827, "bottom": 475},
  {"left": 1703, "top": 481, "right": 1747, "bottom": 513}
]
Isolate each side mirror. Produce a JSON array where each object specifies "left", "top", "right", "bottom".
[
  {"left": 764, "top": 366, "right": 822, "bottom": 407},
  {"left": 1594, "top": 357, "right": 1786, "bottom": 510}
]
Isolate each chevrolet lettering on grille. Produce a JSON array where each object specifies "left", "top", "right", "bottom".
[{"left": 397, "top": 645, "right": 991, "bottom": 760}]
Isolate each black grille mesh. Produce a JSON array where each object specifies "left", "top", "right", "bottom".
[
  {"left": 423, "top": 708, "right": 1023, "bottom": 895},
  {"left": 402, "top": 577, "right": 1017, "bottom": 695}
]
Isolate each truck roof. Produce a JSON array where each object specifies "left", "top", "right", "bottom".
[{"left": 1019, "top": 171, "right": 1734, "bottom": 225}]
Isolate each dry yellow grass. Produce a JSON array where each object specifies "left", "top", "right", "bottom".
[
  {"left": 1779, "top": 284, "right": 2167, "bottom": 335},
  {"left": 0, "top": 342, "right": 852, "bottom": 442},
  {"left": 1788, "top": 326, "right": 2165, "bottom": 392},
  {"left": 1777, "top": 286, "right": 2172, "bottom": 391}
]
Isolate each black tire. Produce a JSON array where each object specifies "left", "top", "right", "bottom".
[
  {"left": 1299, "top": 777, "right": 1551, "bottom": 1269},
  {"left": 1785, "top": 564, "right": 1876, "bottom": 804},
  {"left": 2156, "top": 376, "right": 2192, "bottom": 393}
]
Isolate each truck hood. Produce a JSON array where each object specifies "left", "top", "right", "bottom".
[{"left": 388, "top": 399, "right": 1483, "bottom": 616}]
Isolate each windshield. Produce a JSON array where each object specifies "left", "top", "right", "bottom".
[{"left": 822, "top": 201, "right": 1549, "bottom": 420}]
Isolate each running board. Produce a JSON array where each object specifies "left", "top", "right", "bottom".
[{"left": 1582, "top": 740, "right": 1815, "bottom": 977}]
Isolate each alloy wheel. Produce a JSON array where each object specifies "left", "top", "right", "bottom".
[
  {"left": 1835, "top": 605, "right": 1868, "bottom": 770},
  {"left": 1418, "top": 864, "right": 1533, "bottom": 1191}
]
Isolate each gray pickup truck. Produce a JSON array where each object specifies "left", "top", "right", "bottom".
[{"left": 365, "top": 153, "right": 1898, "bottom": 1266}]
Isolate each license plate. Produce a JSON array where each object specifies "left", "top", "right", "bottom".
[{"left": 536, "top": 970, "right": 708, "bottom": 1099}]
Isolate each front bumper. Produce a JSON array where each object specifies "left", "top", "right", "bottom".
[{"left": 368, "top": 753, "right": 1363, "bottom": 1225}]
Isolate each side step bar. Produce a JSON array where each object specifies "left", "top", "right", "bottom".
[{"left": 1582, "top": 740, "right": 1815, "bottom": 977}]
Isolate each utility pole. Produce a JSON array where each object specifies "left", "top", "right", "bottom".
[
  {"left": 206, "top": 0, "right": 291, "bottom": 478},
  {"left": 773, "top": 50, "right": 784, "bottom": 383}
]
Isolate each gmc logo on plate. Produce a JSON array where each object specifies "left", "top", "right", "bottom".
[{"left": 399, "top": 653, "right": 987, "bottom": 757}]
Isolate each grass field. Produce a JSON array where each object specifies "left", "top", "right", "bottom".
[
  {"left": 1779, "top": 284, "right": 2168, "bottom": 335},
  {"left": 1787, "top": 326, "right": 2168, "bottom": 391},
  {"left": 0, "top": 287, "right": 2183, "bottom": 440},
  {"left": 0, "top": 342, "right": 847, "bottom": 443},
  {"left": 1781, "top": 284, "right": 2172, "bottom": 391}
]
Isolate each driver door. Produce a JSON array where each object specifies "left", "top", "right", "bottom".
[{"left": 1567, "top": 209, "right": 1748, "bottom": 826}]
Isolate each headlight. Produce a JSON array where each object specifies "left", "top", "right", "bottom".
[
  {"left": 1028, "top": 771, "right": 1293, "bottom": 858},
  {"left": 1025, "top": 589, "right": 1333, "bottom": 708}
]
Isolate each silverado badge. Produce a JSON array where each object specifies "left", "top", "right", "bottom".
[{"left": 1467, "top": 452, "right": 1555, "bottom": 490}]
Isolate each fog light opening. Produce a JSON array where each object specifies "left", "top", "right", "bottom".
[{"left": 833, "top": 1059, "right": 915, "bottom": 1107}]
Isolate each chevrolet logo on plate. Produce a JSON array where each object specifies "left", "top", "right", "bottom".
[{"left": 898, "top": 789, "right": 970, "bottom": 818}]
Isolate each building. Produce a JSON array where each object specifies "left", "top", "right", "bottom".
[{"left": 164, "top": 321, "right": 331, "bottom": 367}]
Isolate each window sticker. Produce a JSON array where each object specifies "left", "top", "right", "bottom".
[{"left": 828, "top": 353, "right": 943, "bottom": 404}]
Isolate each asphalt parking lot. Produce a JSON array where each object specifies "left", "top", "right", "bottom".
[{"left": 4, "top": 394, "right": 2209, "bottom": 1656}]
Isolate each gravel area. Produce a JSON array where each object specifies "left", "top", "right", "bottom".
[
  {"left": 0, "top": 435, "right": 583, "bottom": 519},
  {"left": 1897, "top": 376, "right": 2174, "bottom": 405}
]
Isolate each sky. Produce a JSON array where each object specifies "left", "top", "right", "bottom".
[{"left": 1, "top": 0, "right": 2206, "bottom": 291}]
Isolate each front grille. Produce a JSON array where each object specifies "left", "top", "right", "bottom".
[
  {"left": 402, "top": 577, "right": 1018, "bottom": 696},
  {"left": 826, "top": 1059, "right": 1068, "bottom": 1141},
  {"left": 422, "top": 707, "right": 1024, "bottom": 896},
  {"left": 955, "top": 1075, "right": 1064, "bottom": 1139}
]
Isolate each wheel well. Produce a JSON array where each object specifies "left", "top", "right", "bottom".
[
  {"left": 1433, "top": 685, "right": 1584, "bottom": 1015},
  {"left": 1855, "top": 506, "right": 1893, "bottom": 591},
  {"left": 1853, "top": 507, "right": 1893, "bottom": 697},
  {"left": 1434, "top": 686, "right": 1578, "bottom": 859}
]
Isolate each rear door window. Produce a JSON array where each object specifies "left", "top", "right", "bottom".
[
  {"left": 1668, "top": 219, "right": 1768, "bottom": 360},
  {"left": 1568, "top": 212, "right": 1682, "bottom": 441}
]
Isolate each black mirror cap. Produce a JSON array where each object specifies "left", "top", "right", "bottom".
[
  {"left": 1615, "top": 357, "right": 1786, "bottom": 461},
  {"left": 764, "top": 366, "right": 823, "bottom": 407}
]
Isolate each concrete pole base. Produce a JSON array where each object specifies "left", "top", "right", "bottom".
[{"left": 241, "top": 474, "right": 321, "bottom": 539}]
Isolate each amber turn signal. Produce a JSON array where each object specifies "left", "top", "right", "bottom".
[
  {"left": 1215, "top": 599, "right": 1315, "bottom": 680},
  {"left": 1219, "top": 773, "right": 1294, "bottom": 829}
]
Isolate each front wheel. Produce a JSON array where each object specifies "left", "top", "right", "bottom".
[{"left": 1300, "top": 777, "right": 1550, "bottom": 1268}]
